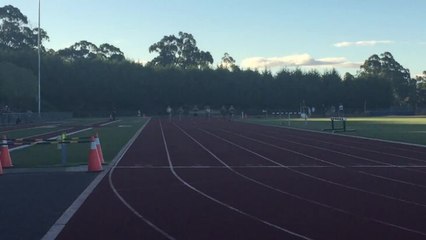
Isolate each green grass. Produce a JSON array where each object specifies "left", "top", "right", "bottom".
[
  {"left": 9, "top": 117, "right": 148, "bottom": 168},
  {"left": 245, "top": 116, "right": 426, "bottom": 146}
]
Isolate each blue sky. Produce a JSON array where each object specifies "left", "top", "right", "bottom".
[{"left": 3, "top": 0, "right": 426, "bottom": 76}]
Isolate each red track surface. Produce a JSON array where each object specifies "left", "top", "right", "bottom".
[{"left": 57, "top": 118, "right": 426, "bottom": 240}]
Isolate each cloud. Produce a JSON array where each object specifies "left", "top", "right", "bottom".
[
  {"left": 240, "top": 53, "right": 360, "bottom": 69},
  {"left": 132, "top": 59, "right": 148, "bottom": 65},
  {"left": 334, "top": 40, "right": 394, "bottom": 48},
  {"left": 415, "top": 72, "right": 426, "bottom": 78}
]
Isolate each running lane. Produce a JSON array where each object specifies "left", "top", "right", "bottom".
[{"left": 57, "top": 119, "right": 298, "bottom": 240}]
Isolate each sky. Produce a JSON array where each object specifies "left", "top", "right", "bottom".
[{"left": 2, "top": 0, "right": 426, "bottom": 76}]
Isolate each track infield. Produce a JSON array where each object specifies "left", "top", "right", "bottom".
[{"left": 55, "top": 118, "right": 426, "bottom": 240}]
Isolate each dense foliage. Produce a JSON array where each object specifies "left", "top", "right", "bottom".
[{"left": 0, "top": 5, "right": 424, "bottom": 116}]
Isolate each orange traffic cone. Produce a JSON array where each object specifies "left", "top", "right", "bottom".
[
  {"left": 88, "top": 136, "right": 102, "bottom": 172},
  {"left": 0, "top": 135, "right": 13, "bottom": 168},
  {"left": 95, "top": 133, "right": 105, "bottom": 164}
]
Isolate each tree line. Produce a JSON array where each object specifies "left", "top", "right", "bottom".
[{"left": 1, "top": 5, "right": 425, "bottom": 116}]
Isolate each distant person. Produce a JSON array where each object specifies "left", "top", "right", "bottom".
[
  {"left": 338, "top": 104, "right": 344, "bottom": 117},
  {"left": 166, "top": 106, "right": 172, "bottom": 121}
]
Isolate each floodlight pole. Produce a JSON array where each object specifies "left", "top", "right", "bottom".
[{"left": 37, "top": 0, "right": 41, "bottom": 116}]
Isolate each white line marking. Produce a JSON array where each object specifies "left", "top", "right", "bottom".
[
  {"left": 113, "top": 165, "right": 426, "bottom": 169},
  {"left": 256, "top": 131, "right": 403, "bottom": 165},
  {"left": 272, "top": 131, "right": 426, "bottom": 164},
  {"left": 351, "top": 165, "right": 426, "bottom": 168},
  {"left": 357, "top": 171, "right": 426, "bottom": 189},
  {"left": 161, "top": 121, "right": 314, "bottom": 240},
  {"left": 199, "top": 128, "right": 426, "bottom": 208},
  {"left": 247, "top": 120, "right": 426, "bottom": 154},
  {"left": 223, "top": 129, "right": 345, "bottom": 168},
  {"left": 254, "top": 130, "right": 426, "bottom": 171},
  {"left": 193, "top": 126, "right": 426, "bottom": 236},
  {"left": 41, "top": 119, "right": 168, "bottom": 240},
  {"left": 224, "top": 127, "right": 426, "bottom": 182},
  {"left": 108, "top": 119, "right": 175, "bottom": 240},
  {"left": 100, "top": 119, "right": 121, "bottom": 127}
]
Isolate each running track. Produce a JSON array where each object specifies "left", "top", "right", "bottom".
[{"left": 56, "top": 118, "right": 426, "bottom": 240}]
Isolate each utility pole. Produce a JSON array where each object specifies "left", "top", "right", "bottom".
[{"left": 37, "top": 0, "right": 41, "bottom": 116}]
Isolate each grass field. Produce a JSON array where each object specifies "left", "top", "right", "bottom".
[
  {"left": 9, "top": 117, "right": 148, "bottom": 168},
  {"left": 245, "top": 116, "right": 426, "bottom": 146}
]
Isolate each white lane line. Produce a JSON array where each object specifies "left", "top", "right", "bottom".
[
  {"left": 357, "top": 171, "right": 426, "bottom": 189},
  {"left": 100, "top": 119, "right": 121, "bottom": 127},
  {"left": 114, "top": 165, "right": 426, "bottom": 169},
  {"left": 270, "top": 131, "right": 426, "bottom": 164},
  {"left": 199, "top": 128, "right": 426, "bottom": 208},
  {"left": 221, "top": 129, "right": 345, "bottom": 168},
  {"left": 160, "top": 121, "right": 314, "bottom": 240},
  {"left": 194, "top": 127, "right": 426, "bottom": 237},
  {"left": 243, "top": 120, "right": 426, "bottom": 154},
  {"left": 108, "top": 119, "right": 175, "bottom": 240},
  {"left": 41, "top": 119, "right": 173, "bottom": 240},
  {"left": 351, "top": 165, "right": 426, "bottom": 168},
  {"left": 114, "top": 165, "right": 332, "bottom": 169},
  {"left": 223, "top": 128, "right": 390, "bottom": 167},
  {"left": 253, "top": 131, "right": 426, "bottom": 174},
  {"left": 228, "top": 128, "right": 426, "bottom": 185}
]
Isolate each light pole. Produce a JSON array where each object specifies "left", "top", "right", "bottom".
[{"left": 37, "top": 0, "right": 41, "bottom": 116}]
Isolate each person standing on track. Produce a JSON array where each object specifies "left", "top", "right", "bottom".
[{"left": 166, "top": 106, "right": 172, "bottom": 121}]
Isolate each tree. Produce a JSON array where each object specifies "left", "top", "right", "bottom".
[
  {"left": 148, "top": 35, "right": 179, "bottom": 67},
  {"left": 148, "top": 31, "right": 213, "bottom": 69},
  {"left": 416, "top": 71, "right": 426, "bottom": 107},
  {"left": 57, "top": 40, "right": 99, "bottom": 60},
  {"left": 359, "top": 52, "right": 415, "bottom": 106},
  {"left": 57, "top": 41, "right": 124, "bottom": 61},
  {"left": 98, "top": 43, "right": 125, "bottom": 61},
  {"left": 0, "top": 61, "right": 37, "bottom": 110},
  {"left": 0, "top": 5, "right": 49, "bottom": 50},
  {"left": 219, "top": 52, "right": 238, "bottom": 71}
]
